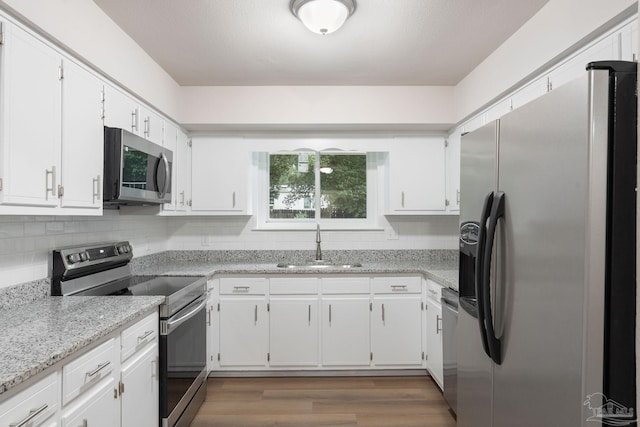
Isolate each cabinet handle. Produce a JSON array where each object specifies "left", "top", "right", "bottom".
[
  {"left": 391, "top": 284, "right": 407, "bottom": 291},
  {"left": 233, "top": 286, "right": 250, "bottom": 292},
  {"left": 232, "top": 191, "right": 236, "bottom": 208},
  {"left": 144, "top": 117, "right": 150, "bottom": 137},
  {"left": 45, "top": 166, "right": 56, "bottom": 200},
  {"left": 308, "top": 304, "right": 311, "bottom": 325},
  {"left": 254, "top": 304, "right": 258, "bottom": 324},
  {"left": 131, "top": 108, "right": 138, "bottom": 131},
  {"left": 401, "top": 191, "right": 405, "bottom": 208},
  {"left": 137, "top": 330, "right": 154, "bottom": 343},
  {"left": 93, "top": 175, "right": 101, "bottom": 203},
  {"left": 83, "top": 419, "right": 88, "bottom": 427},
  {"left": 382, "top": 303, "right": 385, "bottom": 323},
  {"left": 9, "top": 404, "right": 48, "bottom": 427},
  {"left": 456, "top": 189, "right": 460, "bottom": 205},
  {"left": 86, "top": 361, "right": 111, "bottom": 378},
  {"left": 329, "top": 304, "right": 332, "bottom": 325},
  {"left": 436, "top": 315, "right": 442, "bottom": 334},
  {"left": 180, "top": 190, "right": 185, "bottom": 205}
]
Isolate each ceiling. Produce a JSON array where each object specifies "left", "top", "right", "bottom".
[{"left": 93, "top": 0, "right": 549, "bottom": 86}]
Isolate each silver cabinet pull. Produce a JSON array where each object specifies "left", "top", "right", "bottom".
[
  {"left": 92, "top": 175, "right": 101, "bottom": 203},
  {"left": 308, "top": 304, "right": 311, "bottom": 325},
  {"left": 401, "top": 191, "right": 405, "bottom": 208},
  {"left": 329, "top": 304, "right": 332, "bottom": 325},
  {"left": 45, "top": 166, "right": 56, "bottom": 199},
  {"left": 9, "top": 404, "right": 48, "bottom": 427},
  {"left": 456, "top": 189, "right": 460, "bottom": 205},
  {"left": 137, "top": 330, "right": 154, "bottom": 343},
  {"left": 144, "top": 117, "right": 150, "bottom": 137},
  {"left": 391, "top": 284, "right": 407, "bottom": 291},
  {"left": 254, "top": 304, "right": 258, "bottom": 324},
  {"left": 436, "top": 315, "right": 442, "bottom": 334},
  {"left": 86, "top": 361, "right": 111, "bottom": 378},
  {"left": 131, "top": 108, "right": 138, "bottom": 131},
  {"left": 233, "top": 286, "right": 250, "bottom": 292},
  {"left": 382, "top": 303, "right": 385, "bottom": 323}
]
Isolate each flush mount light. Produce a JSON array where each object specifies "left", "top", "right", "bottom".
[{"left": 290, "top": 0, "right": 356, "bottom": 35}]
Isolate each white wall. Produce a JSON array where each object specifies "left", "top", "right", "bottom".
[
  {"left": 180, "top": 86, "right": 455, "bottom": 128},
  {"left": 0, "top": 211, "right": 168, "bottom": 289},
  {"left": 454, "top": 0, "right": 637, "bottom": 122},
  {"left": 0, "top": 0, "right": 182, "bottom": 120},
  {"left": 167, "top": 215, "right": 458, "bottom": 251}
]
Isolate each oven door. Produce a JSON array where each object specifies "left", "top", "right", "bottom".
[{"left": 160, "top": 294, "right": 207, "bottom": 427}]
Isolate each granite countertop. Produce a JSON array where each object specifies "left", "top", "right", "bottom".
[
  {"left": 0, "top": 295, "right": 164, "bottom": 396},
  {"left": 131, "top": 250, "right": 459, "bottom": 290}
]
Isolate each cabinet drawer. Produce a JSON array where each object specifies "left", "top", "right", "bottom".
[
  {"left": 219, "top": 278, "right": 267, "bottom": 295},
  {"left": 372, "top": 277, "right": 422, "bottom": 294},
  {"left": 62, "top": 338, "right": 116, "bottom": 405},
  {"left": 121, "top": 311, "right": 158, "bottom": 362},
  {"left": 270, "top": 277, "right": 318, "bottom": 294},
  {"left": 426, "top": 279, "right": 443, "bottom": 302},
  {"left": 321, "top": 277, "right": 369, "bottom": 294},
  {"left": 61, "top": 376, "right": 118, "bottom": 427},
  {"left": 0, "top": 372, "right": 58, "bottom": 427}
]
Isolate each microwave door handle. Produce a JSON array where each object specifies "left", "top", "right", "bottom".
[{"left": 157, "top": 153, "right": 170, "bottom": 198}]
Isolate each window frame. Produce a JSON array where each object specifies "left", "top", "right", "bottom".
[{"left": 255, "top": 150, "right": 382, "bottom": 231}]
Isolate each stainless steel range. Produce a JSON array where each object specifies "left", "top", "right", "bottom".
[{"left": 52, "top": 241, "right": 208, "bottom": 427}]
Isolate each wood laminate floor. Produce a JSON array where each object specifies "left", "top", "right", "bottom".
[{"left": 190, "top": 376, "right": 457, "bottom": 427}]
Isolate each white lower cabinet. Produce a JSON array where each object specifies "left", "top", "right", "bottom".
[
  {"left": 0, "top": 372, "right": 58, "bottom": 427},
  {"left": 425, "top": 290, "right": 444, "bottom": 387},
  {"left": 219, "top": 297, "right": 269, "bottom": 367},
  {"left": 120, "top": 344, "right": 159, "bottom": 427},
  {"left": 321, "top": 296, "right": 371, "bottom": 366},
  {"left": 269, "top": 297, "right": 319, "bottom": 366},
  {"left": 371, "top": 295, "right": 423, "bottom": 366},
  {"left": 61, "top": 377, "right": 119, "bottom": 427}
]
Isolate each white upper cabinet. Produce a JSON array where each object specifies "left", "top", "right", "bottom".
[
  {"left": 103, "top": 84, "right": 138, "bottom": 133},
  {"left": 175, "top": 130, "right": 192, "bottom": 211},
  {"left": 387, "top": 137, "right": 446, "bottom": 214},
  {"left": 445, "top": 134, "right": 461, "bottom": 213},
  {"left": 0, "top": 21, "right": 61, "bottom": 207},
  {"left": 139, "top": 105, "right": 164, "bottom": 147},
  {"left": 60, "top": 58, "right": 104, "bottom": 211},
  {"left": 191, "top": 138, "right": 250, "bottom": 214}
]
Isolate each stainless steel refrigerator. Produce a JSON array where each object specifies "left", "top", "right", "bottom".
[{"left": 458, "top": 61, "right": 637, "bottom": 427}]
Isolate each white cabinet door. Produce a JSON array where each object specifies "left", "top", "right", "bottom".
[
  {"left": 121, "top": 344, "right": 159, "bottom": 427},
  {"left": 445, "top": 133, "right": 461, "bottom": 213},
  {"left": 321, "top": 296, "right": 371, "bottom": 366},
  {"left": 191, "top": 138, "right": 248, "bottom": 213},
  {"left": 61, "top": 378, "right": 119, "bottom": 427},
  {"left": 175, "top": 130, "right": 191, "bottom": 211},
  {"left": 139, "top": 105, "right": 164, "bottom": 147},
  {"left": 387, "top": 137, "right": 446, "bottom": 213},
  {"left": 425, "top": 298, "right": 443, "bottom": 387},
  {"left": 60, "top": 58, "right": 103, "bottom": 211},
  {"left": 162, "top": 122, "right": 178, "bottom": 211},
  {"left": 218, "top": 297, "right": 268, "bottom": 367},
  {"left": 103, "top": 84, "right": 138, "bottom": 133},
  {"left": 0, "top": 22, "right": 61, "bottom": 207},
  {"left": 269, "top": 297, "right": 319, "bottom": 366},
  {"left": 371, "top": 295, "right": 423, "bottom": 366}
]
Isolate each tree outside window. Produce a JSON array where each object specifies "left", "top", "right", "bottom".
[{"left": 269, "top": 152, "right": 367, "bottom": 220}]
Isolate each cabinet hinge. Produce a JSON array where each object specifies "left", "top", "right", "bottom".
[
  {"left": 445, "top": 139, "right": 449, "bottom": 148},
  {"left": 267, "top": 303, "right": 270, "bottom": 312},
  {"left": 425, "top": 353, "right": 428, "bottom": 360},
  {"left": 369, "top": 302, "right": 372, "bottom": 311},
  {"left": 57, "top": 185, "right": 64, "bottom": 198},
  {"left": 188, "top": 199, "right": 192, "bottom": 207},
  {"left": 0, "top": 23, "right": 4, "bottom": 45},
  {"left": 422, "top": 352, "right": 425, "bottom": 360},
  {"left": 217, "top": 353, "right": 220, "bottom": 361},
  {"left": 370, "top": 352, "right": 373, "bottom": 361},
  {"left": 267, "top": 353, "right": 270, "bottom": 362},
  {"left": 445, "top": 199, "right": 450, "bottom": 207},
  {"left": 118, "top": 381, "right": 125, "bottom": 395},
  {"left": 546, "top": 77, "right": 553, "bottom": 92},
  {"left": 188, "top": 139, "right": 192, "bottom": 148},
  {"left": 114, "top": 388, "right": 118, "bottom": 399},
  {"left": 0, "top": 178, "right": 3, "bottom": 191},
  {"left": 217, "top": 303, "right": 220, "bottom": 312},
  {"left": 58, "top": 65, "right": 64, "bottom": 81},
  {"left": 421, "top": 302, "right": 424, "bottom": 311},
  {"left": 210, "top": 355, "right": 213, "bottom": 361}
]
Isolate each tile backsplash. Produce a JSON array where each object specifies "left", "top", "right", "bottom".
[{"left": 0, "top": 210, "right": 458, "bottom": 290}]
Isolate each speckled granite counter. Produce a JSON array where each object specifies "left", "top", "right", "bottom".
[
  {"left": 0, "top": 295, "right": 164, "bottom": 395},
  {"left": 131, "top": 250, "right": 459, "bottom": 290}
]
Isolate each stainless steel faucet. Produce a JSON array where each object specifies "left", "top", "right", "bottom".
[{"left": 315, "top": 224, "right": 322, "bottom": 261}]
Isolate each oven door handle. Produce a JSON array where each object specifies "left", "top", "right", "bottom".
[{"left": 164, "top": 294, "right": 207, "bottom": 335}]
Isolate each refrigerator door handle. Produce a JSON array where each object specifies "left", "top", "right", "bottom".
[
  {"left": 475, "top": 192, "right": 494, "bottom": 359},
  {"left": 482, "top": 190, "right": 505, "bottom": 365}
]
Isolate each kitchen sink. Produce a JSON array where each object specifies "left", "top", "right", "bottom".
[{"left": 276, "top": 262, "right": 363, "bottom": 269}]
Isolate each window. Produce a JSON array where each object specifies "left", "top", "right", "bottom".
[{"left": 267, "top": 151, "right": 369, "bottom": 222}]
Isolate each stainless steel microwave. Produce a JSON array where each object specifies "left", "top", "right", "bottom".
[{"left": 103, "top": 126, "right": 172, "bottom": 205}]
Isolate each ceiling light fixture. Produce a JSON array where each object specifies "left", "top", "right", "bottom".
[{"left": 290, "top": 0, "right": 356, "bottom": 35}]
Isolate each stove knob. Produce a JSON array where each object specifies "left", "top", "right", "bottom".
[
  {"left": 118, "top": 245, "right": 127, "bottom": 254},
  {"left": 79, "top": 252, "right": 89, "bottom": 262},
  {"left": 125, "top": 245, "right": 131, "bottom": 253},
  {"left": 67, "top": 253, "right": 81, "bottom": 264}
]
